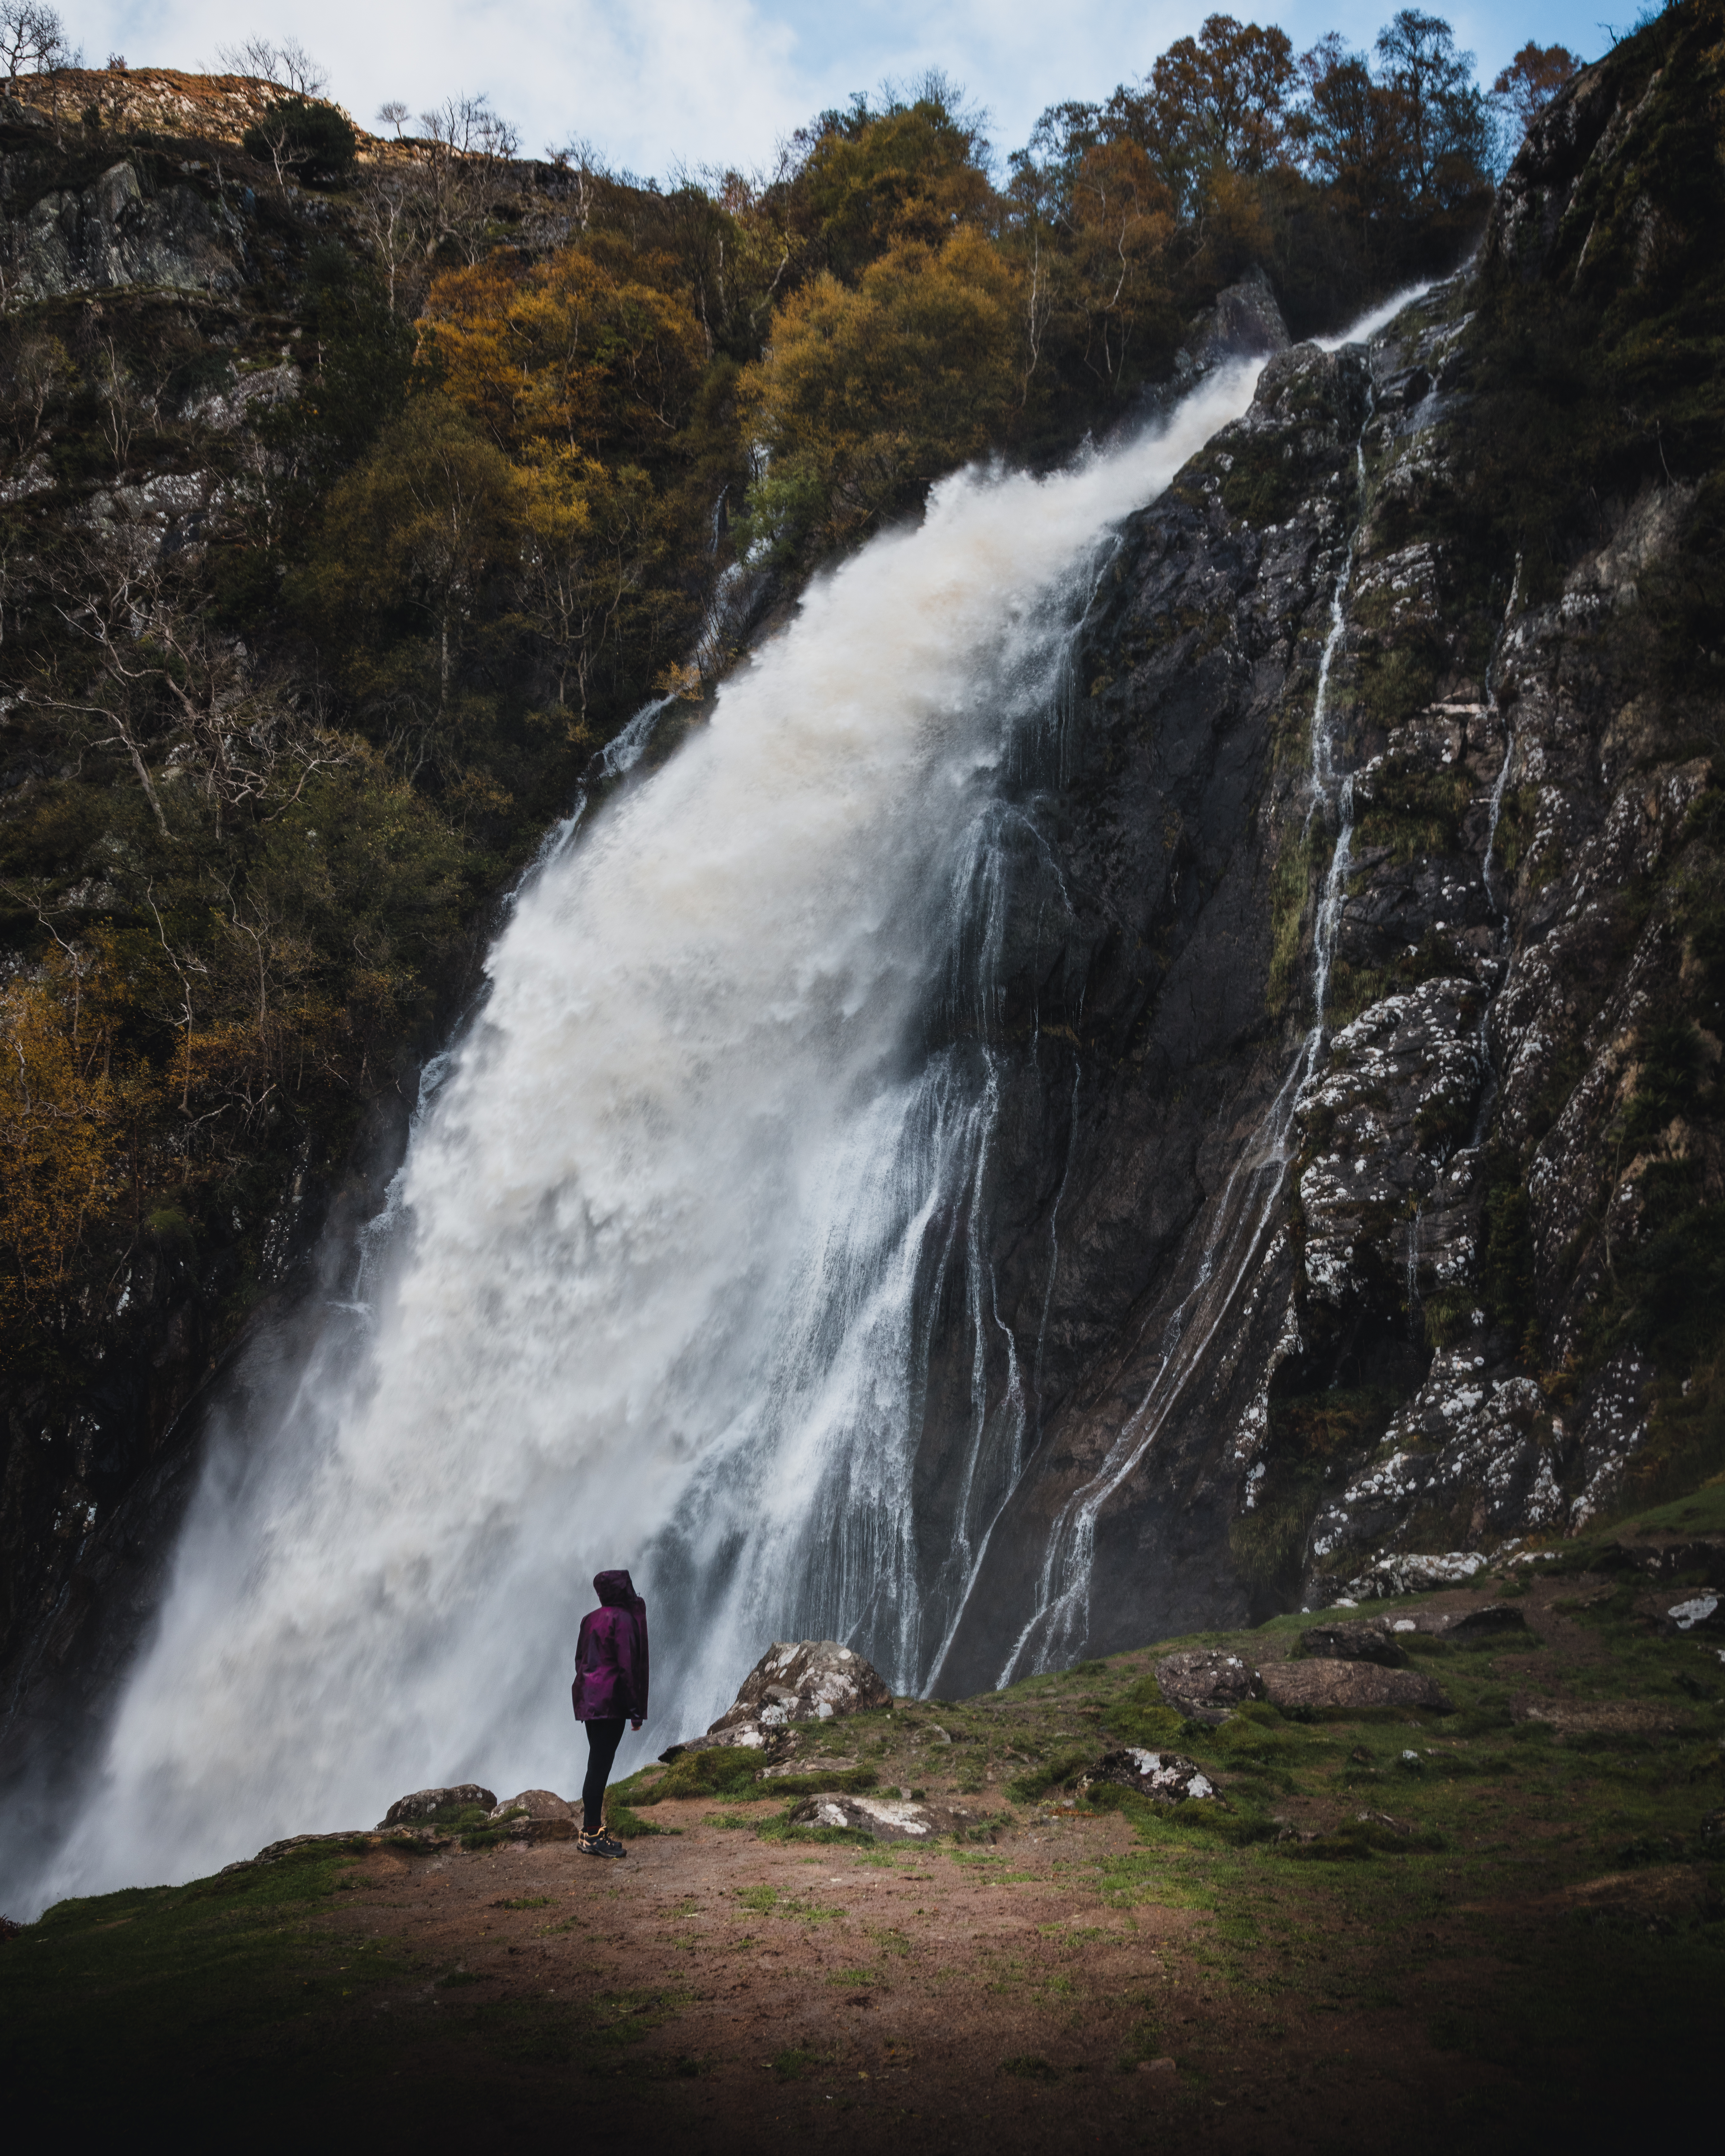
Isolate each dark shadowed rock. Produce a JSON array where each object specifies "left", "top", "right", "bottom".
[
  {"left": 1083, "top": 1748, "right": 1223, "bottom": 1803},
  {"left": 378, "top": 1784, "right": 496, "bottom": 1828},
  {"left": 1599, "top": 1540, "right": 1725, "bottom": 1589},
  {"left": 1155, "top": 1649, "right": 1267, "bottom": 1723},
  {"left": 1261, "top": 1661, "right": 1451, "bottom": 1713},
  {"left": 1298, "top": 1621, "right": 1408, "bottom": 1666},
  {"left": 1439, "top": 1604, "right": 1530, "bottom": 1640}
]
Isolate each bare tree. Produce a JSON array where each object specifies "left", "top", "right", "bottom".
[
  {"left": 216, "top": 34, "right": 327, "bottom": 96},
  {"left": 27, "top": 524, "right": 349, "bottom": 841},
  {"left": 351, "top": 171, "right": 429, "bottom": 313},
  {"left": 412, "top": 95, "right": 521, "bottom": 263},
  {"left": 0, "top": 323, "right": 73, "bottom": 455},
  {"left": 92, "top": 335, "right": 142, "bottom": 477},
  {"left": 376, "top": 98, "right": 409, "bottom": 137},
  {"left": 0, "top": 1, "right": 70, "bottom": 76}
]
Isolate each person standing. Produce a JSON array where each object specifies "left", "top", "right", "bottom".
[{"left": 571, "top": 1568, "right": 649, "bottom": 1857}]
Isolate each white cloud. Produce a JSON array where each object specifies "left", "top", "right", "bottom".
[{"left": 73, "top": 1, "right": 1611, "bottom": 181}]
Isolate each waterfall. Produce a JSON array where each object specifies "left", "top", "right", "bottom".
[{"left": 19, "top": 359, "right": 1271, "bottom": 1911}]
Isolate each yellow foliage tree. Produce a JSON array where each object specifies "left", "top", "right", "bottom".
[
  {"left": 1061, "top": 138, "right": 1178, "bottom": 390},
  {"left": 0, "top": 948, "right": 159, "bottom": 1323},
  {"left": 737, "top": 227, "right": 1025, "bottom": 553},
  {"left": 420, "top": 244, "right": 709, "bottom": 457}
]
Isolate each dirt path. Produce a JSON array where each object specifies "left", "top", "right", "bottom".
[{"left": 302, "top": 1796, "right": 1510, "bottom": 2147}]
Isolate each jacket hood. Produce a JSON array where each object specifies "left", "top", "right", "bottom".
[{"left": 594, "top": 1568, "right": 643, "bottom": 1610}]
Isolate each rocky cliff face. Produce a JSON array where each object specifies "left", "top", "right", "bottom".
[{"left": 927, "top": 19, "right": 1725, "bottom": 1687}]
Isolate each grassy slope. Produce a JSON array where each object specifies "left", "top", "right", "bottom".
[{"left": 5, "top": 1486, "right": 1719, "bottom": 2145}]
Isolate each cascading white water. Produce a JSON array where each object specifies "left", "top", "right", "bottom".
[{"left": 19, "top": 359, "right": 1272, "bottom": 1913}]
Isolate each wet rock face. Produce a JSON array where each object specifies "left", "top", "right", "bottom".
[
  {"left": 928, "top": 332, "right": 1377, "bottom": 1684},
  {"left": 1307, "top": 1350, "right": 1563, "bottom": 1592},
  {"left": 936, "top": 39, "right": 1725, "bottom": 1673},
  {"left": 1294, "top": 978, "right": 1491, "bottom": 1313}
]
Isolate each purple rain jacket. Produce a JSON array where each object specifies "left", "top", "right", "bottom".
[{"left": 571, "top": 1569, "right": 649, "bottom": 1723}]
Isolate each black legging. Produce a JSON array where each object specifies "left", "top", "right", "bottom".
[{"left": 582, "top": 1717, "right": 627, "bottom": 1832}]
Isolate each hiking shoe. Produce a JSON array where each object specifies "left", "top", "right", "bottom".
[{"left": 577, "top": 1828, "right": 626, "bottom": 1859}]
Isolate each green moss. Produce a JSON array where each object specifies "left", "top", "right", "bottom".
[
  {"left": 1352, "top": 757, "right": 1470, "bottom": 865},
  {"left": 1350, "top": 645, "right": 1438, "bottom": 731},
  {"left": 1231, "top": 1384, "right": 1400, "bottom": 1598},
  {"left": 629, "top": 1746, "right": 767, "bottom": 1804},
  {"left": 1005, "top": 1747, "right": 1099, "bottom": 1803},
  {"left": 1266, "top": 826, "right": 1314, "bottom": 1017}
]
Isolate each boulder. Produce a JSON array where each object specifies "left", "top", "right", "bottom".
[
  {"left": 486, "top": 1789, "right": 577, "bottom": 1844},
  {"left": 1083, "top": 1748, "right": 1222, "bottom": 1804},
  {"left": 488, "top": 1788, "right": 574, "bottom": 1823},
  {"left": 786, "top": 1792, "right": 983, "bottom": 1842},
  {"left": 700, "top": 1640, "right": 892, "bottom": 1751},
  {"left": 1298, "top": 1621, "right": 1408, "bottom": 1667},
  {"left": 377, "top": 1784, "right": 496, "bottom": 1829},
  {"left": 1655, "top": 1591, "right": 1722, "bottom": 1638},
  {"left": 1261, "top": 1661, "right": 1451, "bottom": 1714},
  {"left": 1154, "top": 1648, "right": 1267, "bottom": 1724}
]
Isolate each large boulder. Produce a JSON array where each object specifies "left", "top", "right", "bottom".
[
  {"left": 377, "top": 1784, "right": 496, "bottom": 1828},
  {"left": 486, "top": 1789, "right": 576, "bottom": 1842},
  {"left": 487, "top": 1787, "right": 573, "bottom": 1821},
  {"left": 700, "top": 1640, "right": 892, "bottom": 1750},
  {"left": 1155, "top": 1648, "right": 1267, "bottom": 1724},
  {"left": 1083, "top": 1748, "right": 1222, "bottom": 1804},
  {"left": 1261, "top": 1661, "right": 1451, "bottom": 1714}
]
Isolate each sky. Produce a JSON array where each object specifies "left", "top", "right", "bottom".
[{"left": 78, "top": 1, "right": 1617, "bottom": 181}]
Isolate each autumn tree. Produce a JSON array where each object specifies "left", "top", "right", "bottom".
[
  {"left": 737, "top": 228, "right": 1023, "bottom": 555},
  {"left": 1135, "top": 12, "right": 1298, "bottom": 211},
  {"left": 0, "top": 946, "right": 158, "bottom": 1322},
  {"left": 1492, "top": 42, "right": 1580, "bottom": 139}
]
